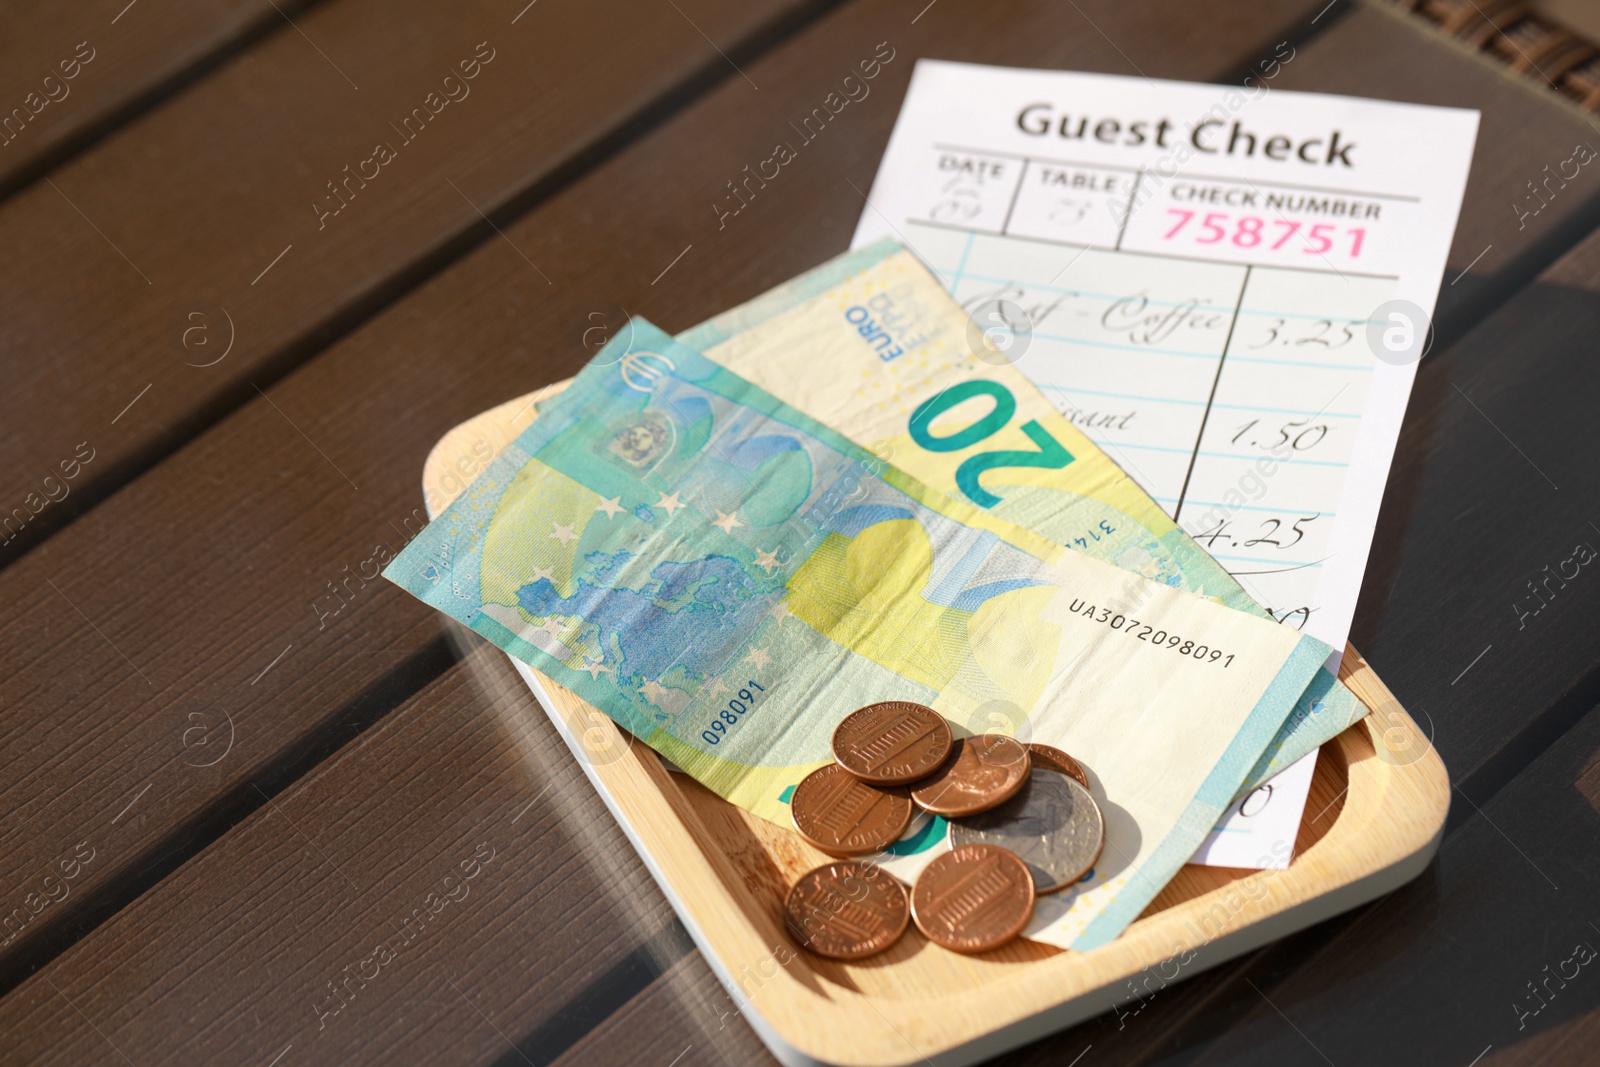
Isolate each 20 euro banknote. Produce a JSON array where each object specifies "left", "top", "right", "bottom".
[
  {"left": 386, "top": 318, "right": 1331, "bottom": 947},
  {"left": 681, "top": 241, "right": 1365, "bottom": 790}
]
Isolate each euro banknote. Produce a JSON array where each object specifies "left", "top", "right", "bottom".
[
  {"left": 679, "top": 240, "right": 1365, "bottom": 790},
  {"left": 385, "top": 318, "right": 1331, "bottom": 948}
]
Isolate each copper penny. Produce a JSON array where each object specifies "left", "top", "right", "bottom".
[
  {"left": 911, "top": 843, "right": 1035, "bottom": 954},
  {"left": 832, "top": 701, "right": 953, "bottom": 786},
  {"left": 909, "top": 735, "right": 1030, "bottom": 817},
  {"left": 1026, "top": 743, "right": 1090, "bottom": 789},
  {"left": 790, "top": 763, "right": 913, "bottom": 856},
  {"left": 785, "top": 861, "right": 910, "bottom": 959}
]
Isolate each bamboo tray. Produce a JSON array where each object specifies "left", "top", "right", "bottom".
[{"left": 422, "top": 391, "right": 1450, "bottom": 1067}]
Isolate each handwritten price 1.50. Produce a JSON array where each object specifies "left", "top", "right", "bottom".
[{"left": 1164, "top": 210, "right": 1366, "bottom": 258}]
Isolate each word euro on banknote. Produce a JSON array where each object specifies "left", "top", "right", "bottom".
[
  {"left": 678, "top": 240, "right": 1365, "bottom": 790},
  {"left": 386, "top": 318, "right": 1331, "bottom": 948}
]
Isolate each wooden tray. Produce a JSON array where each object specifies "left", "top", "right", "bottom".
[{"left": 422, "top": 392, "right": 1451, "bottom": 1067}]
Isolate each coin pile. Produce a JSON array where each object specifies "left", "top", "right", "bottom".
[{"left": 784, "top": 700, "right": 1106, "bottom": 958}]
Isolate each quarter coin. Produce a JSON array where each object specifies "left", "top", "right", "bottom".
[
  {"left": 1026, "top": 743, "right": 1090, "bottom": 789},
  {"left": 949, "top": 769, "right": 1105, "bottom": 892},
  {"left": 791, "top": 763, "right": 914, "bottom": 856},
  {"left": 909, "top": 734, "right": 1030, "bottom": 817},
  {"left": 910, "top": 842, "right": 1034, "bottom": 953},
  {"left": 785, "top": 861, "right": 910, "bottom": 959},
  {"left": 832, "top": 701, "right": 953, "bottom": 786}
]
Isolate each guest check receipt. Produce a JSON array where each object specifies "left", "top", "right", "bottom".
[{"left": 852, "top": 61, "right": 1477, "bottom": 864}]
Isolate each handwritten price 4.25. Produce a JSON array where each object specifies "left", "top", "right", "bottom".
[{"left": 1163, "top": 209, "right": 1366, "bottom": 258}]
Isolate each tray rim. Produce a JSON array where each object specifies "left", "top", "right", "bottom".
[
  {"left": 424, "top": 392, "right": 1451, "bottom": 1067},
  {"left": 515, "top": 658, "right": 1444, "bottom": 1067}
]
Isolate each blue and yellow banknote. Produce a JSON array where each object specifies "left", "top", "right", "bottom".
[
  {"left": 682, "top": 241, "right": 1365, "bottom": 792},
  {"left": 386, "top": 319, "right": 1330, "bottom": 948}
]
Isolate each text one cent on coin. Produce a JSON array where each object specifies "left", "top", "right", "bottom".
[
  {"left": 833, "top": 701, "right": 953, "bottom": 785},
  {"left": 791, "top": 763, "right": 914, "bottom": 855},
  {"left": 911, "top": 842, "right": 1035, "bottom": 953},
  {"left": 786, "top": 861, "right": 910, "bottom": 959}
]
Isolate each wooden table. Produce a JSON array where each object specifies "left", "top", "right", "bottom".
[{"left": 2, "top": 0, "right": 1598, "bottom": 1063}]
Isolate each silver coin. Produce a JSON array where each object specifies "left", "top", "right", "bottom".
[{"left": 948, "top": 768, "right": 1104, "bottom": 893}]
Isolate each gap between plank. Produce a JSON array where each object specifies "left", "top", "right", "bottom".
[
  {"left": 0, "top": 0, "right": 331, "bottom": 207},
  {"left": 0, "top": 637, "right": 458, "bottom": 999},
  {"left": 0, "top": 0, "right": 852, "bottom": 575}
]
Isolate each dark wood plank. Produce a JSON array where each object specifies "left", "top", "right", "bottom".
[
  {"left": 553, "top": 954, "right": 779, "bottom": 1067},
  {"left": 0, "top": 640, "right": 692, "bottom": 1066},
  {"left": 987, "top": 19, "right": 1600, "bottom": 1060},
  {"left": 1271, "top": 0, "right": 1600, "bottom": 338},
  {"left": 980, "top": 713, "right": 1600, "bottom": 1067},
  {"left": 1084, "top": 216, "right": 1600, "bottom": 1064},
  {"left": 1076, "top": 699, "right": 1600, "bottom": 1067},
  {"left": 0, "top": 0, "right": 1329, "bottom": 990},
  {"left": 0, "top": 0, "right": 837, "bottom": 986},
  {"left": 1347, "top": 243, "right": 1600, "bottom": 806},
  {"left": 0, "top": 0, "right": 299, "bottom": 198},
  {"left": 1480, "top": 719, "right": 1600, "bottom": 1067},
  {"left": 0, "top": 0, "right": 830, "bottom": 565}
]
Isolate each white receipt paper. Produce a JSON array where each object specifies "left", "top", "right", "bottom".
[
  {"left": 852, "top": 61, "right": 1476, "bottom": 867},
  {"left": 1192, "top": 748, "right": 1319, "bottom": 870}
]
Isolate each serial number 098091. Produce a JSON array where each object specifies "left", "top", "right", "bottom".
[
  {"left": 1068, "top": 599, "right": 1235, "bottom": 667},
  {"left": 700, "top": 679, "right": 767, "bottom": 745}
]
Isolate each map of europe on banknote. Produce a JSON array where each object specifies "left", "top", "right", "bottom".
[
  {"left": 386, "top": 318, "right": 1331, "bottom": 947},
  {"left": 680, "top": 240, "right": 1365, "bottom": 790}
]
